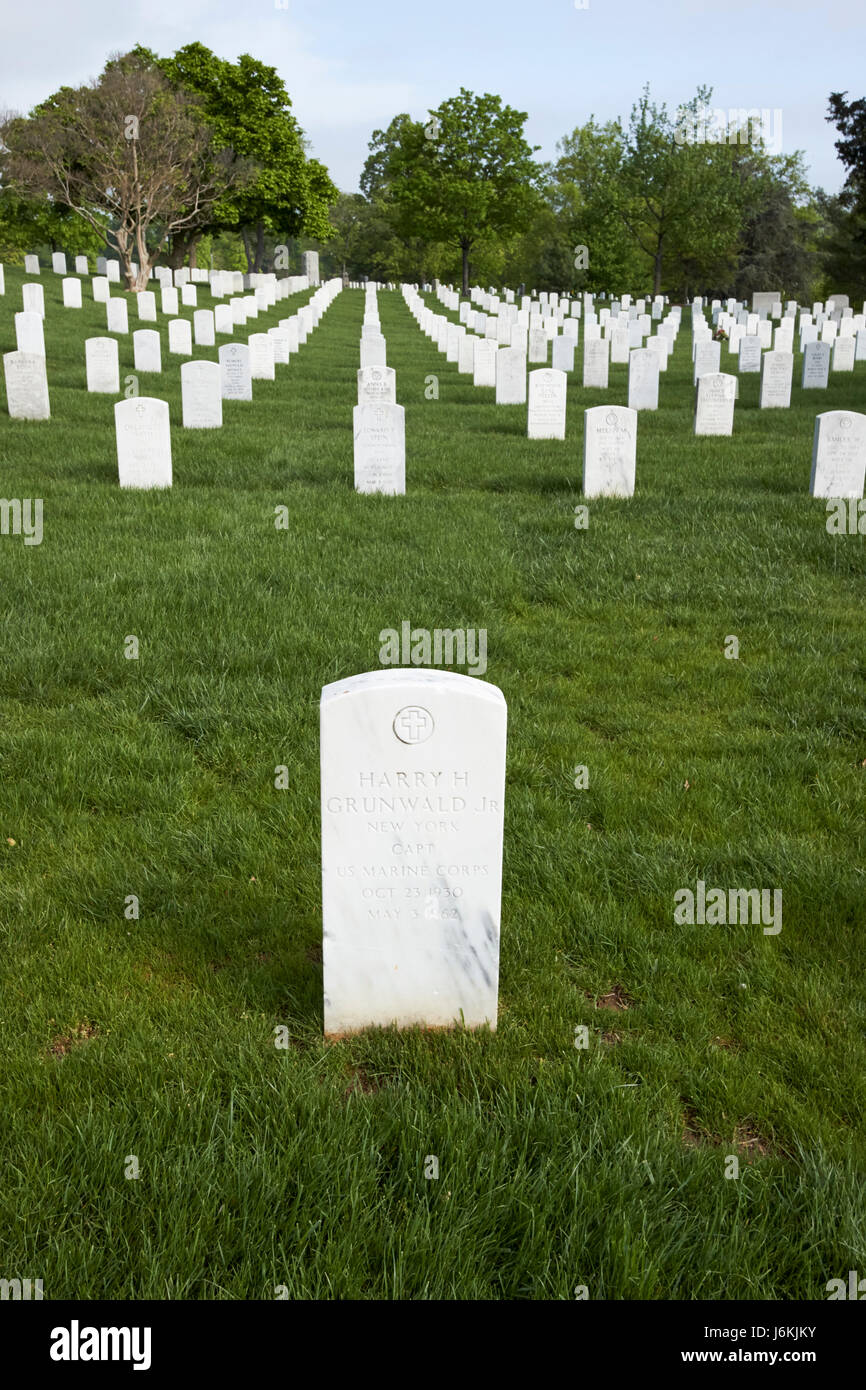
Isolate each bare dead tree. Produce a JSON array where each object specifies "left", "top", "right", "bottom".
[{"left": 1, "top": 56, "right": 246, "bottom": 290}]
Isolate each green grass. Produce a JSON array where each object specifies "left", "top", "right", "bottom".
[{"left": 0, "top": 267, "right": 864, "bottom": 1299}]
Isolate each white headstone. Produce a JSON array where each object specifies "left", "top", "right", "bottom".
[
  {"left": 832, "top": 336, "right": 856, "bottom": 373},
  {"left": 527, "top": 368, "right": 567, "bottom": 439},
  {"left": 180, "top": 284, "right": 198, "bottom": 308},
  {"left": 473, "top": 339, "right": 498, "bottom": 388},
  {"left": 628, "top": 348, "right": 660, "bottom": 411},
  {"left": 759, "top": 350, "right": 793, "bottom": 408},
  {"left": 161, "top": 287, "right": 180, "bottom": 317},
  {"left": 552, "top": 337, "right": 575, "bottom": 372},
  {"left": 495, "top": 347, "right": 527, "bottom": 405},
  {"left": 181, "top": 360, "right": 223, "bottom": 429},
  {"left": 62, "top": 277, "right": 82, "bottom": 309},
  {"left": 193, "top": 309, "right": 215, "bottom": 346},
  {"left": 24, "top": 255, "right": 39, "bottom": 275},
  {"left": 3, "top": 350, "right": 50, "bottom": 420},
  {"left": 137, "top": 290, "right": 157, "bottom": 322},
  {"left": 75, "top": 255, "right": 89, "bottom": 275},
  {"left": 92, "top": 276, "right": 110, "bottom": 303},
  {"left": 694, "top": 340, "right": 721, "bottom": 383},
  {"left": 320, "top": 669, "right": 506, "bottom": 1035},
  {"left": 168, "top": 319, "right": 192, "bottom": 356},
  {"left": 583, "top": 338, "right": 609, "bottom": 389},
  {"left": 802, "top": 341, "right": 831, "bottom": 389},
  {"left": 85, "top": 337, "right": 120, "bottom": 393},
  {"left": 133, "top": 329, "right": 162, "bottom": 374},
  {"left": 22, "top": 283, "right": 45, "bottom": 317},
  {"left": 357, "top": 366, "right": 397, "bottom": 405},
  {"left": 738, "top": 335, "right": 762, "bottom": 373},
  {"left": 15, "top": 311, "right": 45, "bottom": 357},
  {"left": 248, "top": 332, "right": 276, "bottom": 379},
  {"left": 353, "top": 403, "right": 406, "bottom": 495},
  {"left": 583, "top": 405, "right": 637, "bottom": 498},
  {"left": 106, "top": 298, "right": 129, "bottom": 334},
  {"left": 810, "top": 411, "right": 866, "bottom": 498},
  {"left": 214, "top": 305, "right": 234, "bottom": 335},
  {"left": 694, "top": 373, "right": 737, "bottom": 436},
  {"left": 51, "top": 251, "right": 67, "bottom": 275},
  {"left": 360, "top": 335, "right": 387, "bottom": 369},
  {"left": 219, "top": 343, "right": 253, "bottom": 401},
  {"left": 114, "top": 398, "right": 172, "bottom": 488}
]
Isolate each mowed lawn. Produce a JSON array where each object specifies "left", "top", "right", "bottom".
[{"left": 0, "top": 265, "right": 864, "bottom": 1300}]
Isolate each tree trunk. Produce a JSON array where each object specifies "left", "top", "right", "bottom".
[
  {"left": 461, "top": 240, "right": 470, "bottom": 297},
  {"left": 189, "top": 236, "right": 199, "bottom": 270},
  {"left": 653, "top": 237, "right": 664, "bottom": 297},
  {"left": 254, "top": 221, "right": 265, "bottom": 273},
  {"left": 241, "top": 226, "right": 254, "bottom": 273}
]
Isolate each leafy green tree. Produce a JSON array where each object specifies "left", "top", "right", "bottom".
[
  {"left": 825, "top": 91, "right": 866, "bottom": 291},
  {"left": 153, "top": 43, "right": 337, "bottom": 272},
  {"left": 367, "top": 90, "right": 540, "bottom": 294}
]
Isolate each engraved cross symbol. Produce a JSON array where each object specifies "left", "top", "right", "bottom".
[
  {"left": 399, "top": 708, "right": 427, "bottom": 740},
  {"left": 393, "top": 706, "right": 433, "bottom": 744}
]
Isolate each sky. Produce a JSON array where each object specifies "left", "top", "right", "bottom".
[{"left": 1, "top": 0, "right": 863, "bottom": 195}]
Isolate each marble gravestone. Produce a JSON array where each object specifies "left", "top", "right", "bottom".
[
  {"left": 552, "top": 337, "right": 575, "bottom": 373},
  {"left": 357, "top": 366, "right": 397, "bottom": 405},
  {"left": 353, "top": 402, "right": 406, "bottom": 495},
  {"left": 3, "top": 351, "right": 50, "bottom": 420},
  {"left": 832, "top": 336, "right": 856, "bottom": 373},
  {"left": 62, "top": 277, "right": 83, "bottom": 309},
  {"left": 181, "top": 360, "right": 223, "bottom": 429},
  {"left": 802, "top": 340, "right": 831, "bottom": 389},
  {"left": 85, "top": 337, "right": 120, "bottom": 393},
  {"left": 495, "top": 346, "right": 527, "bottom": 405},
  {"left": 759, "top": 350, "right": 793, "bottom": 408},
  {"left": 360, "top": 335, "right": 387, "bottom": 369},
  {"left": 695, "top": 373, "right": 737, "bottom": 436},
  {"left": 75, "top": 255, "right": 89, "bottom": 275},
  {"left": 810, "top": 411, "right": 866, "bottom": 498},
  {"left": 694, "top": 340, "right": 720, "bottom": 384},
  {"left": 738, "top": 335, "right": 762, "bottom": 373},
  {"left": 92, "top": 276, "right": 110, "bottom": 303},
  {"left": 214, "top": 305, "right": 234, "bottom": 336},
  {"left": 219, "top": 343, "right": 253, "bottom": 401},
  {"left": 583, "top": 337, "right": 609, "bottom": 389},
  {"left": 24, "top": 254, "right": 40, "bottom": 275},
  {"left": 133, "top": 329, "right": 162, "bottom": 374},
  {"left": 628, "top": 347, "right": 660, "bottom": 411},
  {"left": 114, "top": 398, "right": 172, "bottom": 488},
  {"left": 136, "top": 290, "right": 157, "bottom": 322},
  {"left": 582, "top": 405, "right": 637, "bottom": 498},
  {"left": 15, "top": 311, "right": 45, "bottom": 357},
  {"left": 168, "top": 319, "right": 192, "bottom": 356},
  {"left": 22, "top": 283, "right": 45, "bottom": 317},
  {"left": 473, "top": 339, "right": 498, "bottom": 388},
  {"left": 527, "top": 368, "right": 567, "bottom": 439},
  {"left": 320, "top": 669, "right": 507, "bottom": 1036},
  {"left": 248, "top": 332, "right": 276, "bottom": 380},
  {"left": 193, "top": 309, "right": 215, "bottom": 346},
  {"left": 106, "top": 298, "right": 129, "bottom": 334}
]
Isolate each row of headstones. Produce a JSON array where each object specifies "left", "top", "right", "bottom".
[
  {"left": 425, "top": 283, "right": 686, "bottom": 384},
  {"left": 14, "top": 253, "right": 315, "bottom": 299},
  {"left": 403, "top": 286, "right": 673, "bottom": 408},
  {"left": 359, "top": 288, "right": 388, "bottom": 370},
  {"left": 2, "top": 281, "right": 342, "bottom": 437},
  {"left": 113, "top": 279, "right": 343, "bottom": 485}
]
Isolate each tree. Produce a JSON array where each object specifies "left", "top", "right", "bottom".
[
  {"left": 368, "top": 90, "right": 540, "bottom": 295},
  {"left": 614, "top": 86, "right": 749, "bottom": 296},
  {"left": 0, "top": 52, "right": 239, "bottom": 289},
  {"left": 155, "top": 43, "right": 337, "bottom": 272},
  {"left": 825, "top": 92, "right": 866, "bottom": 290}
]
